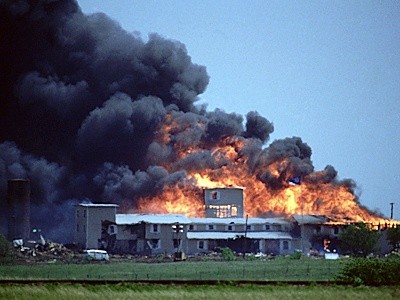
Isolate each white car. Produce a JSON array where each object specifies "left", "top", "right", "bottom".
[{"left": 84, "top": 249, "right": 110, "bottom": 261}]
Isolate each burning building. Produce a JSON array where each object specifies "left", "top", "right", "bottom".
[
  {"left": 76, "top": 203, "right": 294, "bottom": 256},
  {"left": 74, "top": 188, "right": 392, "bottom": 257},
  {"left": 0, "top": 1, "right": 398, "bottom": 243},
  {"left": 204, "top": 187, "right": 244, "bottom": 218}
]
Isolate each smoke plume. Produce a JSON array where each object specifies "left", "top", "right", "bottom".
[{"left": 0, "top": 0, "right": 368, "bottom": 242}]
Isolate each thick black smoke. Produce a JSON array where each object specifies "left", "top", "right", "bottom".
[{"left": 0, "top": 0, "right": 349, "bottom": 242}]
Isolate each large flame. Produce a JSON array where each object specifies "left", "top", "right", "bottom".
[{"left": 137, "top": 113, "right": 396, "bottom": 226}]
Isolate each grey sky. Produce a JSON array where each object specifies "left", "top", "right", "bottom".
[{"left": 78, "top": 0, "right": 400, "bottom": 218}]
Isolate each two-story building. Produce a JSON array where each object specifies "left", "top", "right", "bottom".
[
  {"left": 102, "top": 214, "right": 191, "bottom": 255},
  {"left": 291, "top": 214, "right": 343, "bottom": 254},
  {"left": 97, "top": 213, "right": 293, "bottom": 256},
  {"left": 73, "top": 188, "right": 352, "bottom": 256},
  {"left": 74, "top": 203, "right": 118, "bottom": 249}
]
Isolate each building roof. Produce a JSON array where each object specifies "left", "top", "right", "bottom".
[
  {"left": 116, "top": 214, "right": 191, "bottom": 225},
  {"left": 189, "top": 217, "right": 290, "bottom": 225},
  {"left": 114, "top": 214, "right": 291, "bottom": 226},
  {"left": 292, "top": 214, "right": 330, "bottom": 225},
  {"left": 187, "top": 231, "right": 292, "bottom": 240},
  {"left": 204, "top": 187, "right": 245, "bottom": 190},
  {"left": 75, "top": 203, "right": 119, "bottom": 207}
]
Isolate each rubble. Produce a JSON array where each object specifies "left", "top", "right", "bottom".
[{"left": 12, "top": 236, "right": 78, "bottom": 263}]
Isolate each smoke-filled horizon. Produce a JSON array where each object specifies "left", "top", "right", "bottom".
[{"left": 0, "top": 0, "right": 379, "bottom": 242}]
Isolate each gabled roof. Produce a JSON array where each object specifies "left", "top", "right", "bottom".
[
  {"left": 116, "top": 214, "right": 191, "bottom": 225},
  {"left": 292, "top": 214, "right": 330, "bottom": 225},
  {"left": 187, "top": 231, "right": 292, "bottom": 240}
]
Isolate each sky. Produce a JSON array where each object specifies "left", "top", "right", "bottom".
[{"left": 77, "top": 0, "right": 400, "bottom": 219}]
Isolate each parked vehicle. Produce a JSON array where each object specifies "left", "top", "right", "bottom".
[{"left": 84, "top": 249, "right": 109, "bottom": 261}]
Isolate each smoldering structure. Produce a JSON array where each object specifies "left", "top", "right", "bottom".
[{"left": 0, "top": 1, "right": 376, "bottom": 242}]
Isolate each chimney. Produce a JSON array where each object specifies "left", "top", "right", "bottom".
[{"left": 7, "top": 179, "right": 31, "bottom": 241}]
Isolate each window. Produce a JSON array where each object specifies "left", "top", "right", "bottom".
[
  {"left": 265, "top": 224, "right": 270, "bottom": 231},
  {"left": 226, "top": 225, "right": 234, "bottom": 231},
  {"left": 207, "top": 224, "right": 215, "bottom": 230},
  {"left": 231, "top": 206, "right": 238, "bottom": 217},
  {"left": 315, "top": 226, "right": 321, "bottom": 233},
  {"left": 283, "top": 241, "right": 289, "bottom": 250},
  {"left": 173, "top": 239, "right": 181, "bottom": 248},
  {"left": 108, "top": 225, "right": 116, "bottom": 234},
  {"left": 148, "top": 239, "right": 160, "bottom": 249},
  {"left": 83, "top": 224, "right": 86, "bottom": 233},
  {"left": 334, "top": 227, "right": 339, "bottom": 234},
  {"left": 188, "top": 224, "right": 196, "bottom": 231},
  {"left": 83, "top": 209, "right": 86, "bottom": 218},
  {"left": 211, "top": 191, "right": 219, "bottom": 200},
  {"left": 246, "top": 225, "right": 252, "bottom": 231},
  {"left": 151, "top": 224, "right": 159, "bottom": 233},
  {"left": 207, "top": 204, "right": 235, "bottom": 218},
  {"left": 217, "top": 206, "right": 230, "bottom": 218},
  {"left": 198, "top": 240, "right": 207, "bottom": 250}
]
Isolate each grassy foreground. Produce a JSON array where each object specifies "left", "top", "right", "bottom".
[
  {"left": 0, "top": 284, "right": 399, "bottom": 300},
  {"left": 0, "top": 258, "right": 343, "bottom": 281}
]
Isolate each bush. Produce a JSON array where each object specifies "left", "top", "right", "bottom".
[
  {"left": 289, "top": 251, "right": 302, "bottom": 260},
  {"left": 0, "top": 234, "right": 14, "bottom": 264},
  {"left": 219, "top": 247, "right": 236, "bottom": 261},
  {"left": 339, "top": 223, "right": 378, "bottom": 257},
  {"left": 336, "top": 257, "right": 400, "bottom": 286}
]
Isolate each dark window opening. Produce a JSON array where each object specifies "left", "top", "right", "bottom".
[
  {"left": 152, "top": 224, "right": 159, "bottom": 233},
  {"left": 283, "top": 241, "right": 289, "bottom": 250},
  {"left": 173, "top": 239, "right": 181, "bottom": 248},
  {"left": 198, "top": 241, "right": 204, "bottom": 249}
]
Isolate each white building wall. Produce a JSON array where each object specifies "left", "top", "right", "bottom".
[{"left": 74, "top": 204, "right": 117, "bottom": 249}]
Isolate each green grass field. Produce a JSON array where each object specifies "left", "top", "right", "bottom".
[
  {"left": 0, "top": 257, "right": 344, "bottom": 281},
  {"left": 0, "top": 284, "right": 399, "bottom": 300},
  {"left": 1, "top": 258, "right": 399, "bottom": 299}
]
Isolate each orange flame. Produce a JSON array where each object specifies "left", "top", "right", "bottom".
[{"left": 136, "top": 114, "right": 398, "bottom": 227}]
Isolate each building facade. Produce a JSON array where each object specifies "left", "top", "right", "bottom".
[
  {"left": 97, "top": 213, "right": 293, "bottom": 256},
  {"left": 291, "top": 214, "right": 343, "bottom": 254},
  {"left": 74, "top": 203, "right": 118, "bottom": 249},
  {"left": 186, "top": 217, "right": 293, "bottom": 255},
  {"left": 102, "top": 214, "right": 190, "bottom": 256},
  {"left": 204, "top": 187, "right": 244, "bottom": 218}
]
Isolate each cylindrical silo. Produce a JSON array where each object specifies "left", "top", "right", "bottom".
[{"left": 7, "top": 179, "right": 31, "bottom": 241}]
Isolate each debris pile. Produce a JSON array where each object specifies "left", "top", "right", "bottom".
[{"left": 13, "top": 236, "right": 77, "bottom": 262}]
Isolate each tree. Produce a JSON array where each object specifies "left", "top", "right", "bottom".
[
  {"left": 386, "top": 226, "right": 400, "bottom": 252},
  {"left": 339, "top": 223, "right": 378, "bottom": 257},
  {"left": 0, "top": 234, "right": 13, "bottom": 263}
]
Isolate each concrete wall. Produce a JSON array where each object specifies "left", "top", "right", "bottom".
[
  {"left": 74, "top": 205, "right": 117, "bottom": 249},
  {"left": 145, "top": 223, "right": 188, "bottom": 255},
  {"left": 204, "top": 188, "right": 244, "bottom": 218}
]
